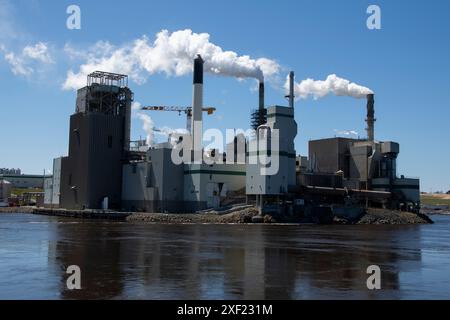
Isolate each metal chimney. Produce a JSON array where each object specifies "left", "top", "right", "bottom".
[
  {"left": 366, "top": 94, "right": 375, "bottom": 142},
  {"left": 288, "top": 71, "right": 295, "bottom": 108},
  {"left": 259, "top": 81, "right": 265, "bottom": 111},
  {"left": 191, "top": 55, "right": 204, "bottom": 159}
]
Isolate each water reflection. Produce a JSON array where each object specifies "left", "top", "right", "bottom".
[{"left": 51, "top": 221, "right": 424, "bottom": 299}]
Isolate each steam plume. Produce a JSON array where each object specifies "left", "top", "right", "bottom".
[
  {"left": 132, "top": 102, "right": 188, "bottom": 147},
  {"left": 334, "top": 129, "right": 359, "bottom": 137},
  {"left": 136, "top": 113, "right": 155, "bottom": 147},
  {"left": 285, "top": 74, "right": 373, "bottom": 100},
  {"left": 63, "top": 29, "right": 280, "bottom": 90}
]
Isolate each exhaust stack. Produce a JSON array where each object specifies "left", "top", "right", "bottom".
[
  {"left": 366, "top": 94, "right": 375, "bottom": 142},
  {"left": 288, "top": 71, "right": 295, "bottom": 108},
  {"left": 259, "top": 81, "right": 265, "bottom": 111},
  {"left": 191, "top": 55, "right": 204, "bottom": 159}
]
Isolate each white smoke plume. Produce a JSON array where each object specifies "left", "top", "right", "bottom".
[
  {"left": 136, "top": 112, "right": 155, "bottom": 147},
  {"left": 334, "top": 129, "right": 359, "bottom": 137},
  {"left": 132, "top": 102, "right": 188, "bottom": 147},
  {"left": 285, "top": 74, "right": 373, "bottom": 100},
  {"left": 63, "top": 29, "right": 280, "bottom": 90},
  {"left": 157, "top": 127, "right": 190, "bottom": 146}
]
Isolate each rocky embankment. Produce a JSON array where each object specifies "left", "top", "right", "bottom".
[
  {"left": 1, "top": 205, "right": 433, "bottom": 225},
  {"left": 127, "top": 206, "right": 433, "bottom": 225},
  {"left": 127, "top": 207, "right": 260, "bottom": 224},
  {"left": 0, "top": 206, "right": 34, "bottom": 213},
  {"left": 335, "top": 208, "right": 433, "bottom": 225}
]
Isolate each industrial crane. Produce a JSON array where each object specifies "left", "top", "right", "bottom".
[{"left": 141, "top": 105, "right": 216, "bottom": 132}]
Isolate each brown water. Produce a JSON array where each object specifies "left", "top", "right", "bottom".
[{"left": 1, "top": 213, "right": 450, "bottom": 300}]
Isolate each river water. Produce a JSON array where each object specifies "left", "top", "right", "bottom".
[{"left": 1, "top": 213, "right": 450, "bottom": 300}]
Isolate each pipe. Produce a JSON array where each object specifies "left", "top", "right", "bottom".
[
  {"left": 191, "top": 55, "right": 204, "bottom": 160},
  {"left": 366, "top": 94, "right": 375, "bottom": 142},
  {"left": 259, "top": 81, "right": 265, "bottom": 111},
  {"left": 289, "top": 71, "right": 295, "bottom": 108}
]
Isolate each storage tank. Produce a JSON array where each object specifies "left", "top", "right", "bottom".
[{"left": 0, "top": 179, "right": 12, "bottom": 205}]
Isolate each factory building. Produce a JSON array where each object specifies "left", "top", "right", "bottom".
[
  {"left": 246, "top": 72, "right": 298, "bottom": 211},
  {"left": 298, "top": 94, "right": 420, "bottom": 210},
  {"left": 43, "top": 157, "right": 62, "bottom": 208},
  {"left": 121, "top": 56, "right": 246, "bottom": 212},
  {"left": 52, "top": 55, "right": 420, "bottom": 214},
  {"left": 59, "top": 72, "right": 133, "bottom": 210}
]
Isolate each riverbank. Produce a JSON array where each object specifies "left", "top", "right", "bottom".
[
  {"left": 0, "top": 206, "right": 34, "bottom": 213},
  {"left": 336, "top": 208, "right": 433, "bottom": 225},
  {"left": 127, "top": 207, "right": 260, "bottom": 224},
  {"left": 127, "top": 207, "right": 433, "bottom": 225},
  {"left": 32, "top": 207, "right": 130, "bottom": 220},
  {"left": 0, "top": 206, "right": 433, "bottom": 225}
]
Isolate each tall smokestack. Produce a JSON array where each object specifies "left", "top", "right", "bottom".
[
  {"left": 288, "top": 71, "right": 295, "bottom": 108},
  {"left": 259, "top": 81, "right": 265, "bottom": 111},
  {"left": 366, "top": 94, "right": 375, "bottom": 142},
  {"left": 191, "top": 55, "right": 204, "bottom": 161}
]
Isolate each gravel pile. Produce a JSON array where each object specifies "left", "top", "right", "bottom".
[
  {"left": 127, "top": 207, "right": 260, "bottom": 224},
  {"left": 356, "top": 208, "right": 433, "bottom": 225}
]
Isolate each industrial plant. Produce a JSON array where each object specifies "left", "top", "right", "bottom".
[{"left": 43, "top": 55, "right": 420, "bottom": 220}]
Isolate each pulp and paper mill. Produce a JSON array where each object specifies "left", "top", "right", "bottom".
[{"left": 43, "top": 55, "right": 420, "bottom": 217}]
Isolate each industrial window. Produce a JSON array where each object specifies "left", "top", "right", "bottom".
[{"left": 108, "top": 136, "right": 113, "bottom": 148}]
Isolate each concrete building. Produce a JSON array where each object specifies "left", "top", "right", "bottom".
[
  {"left": 43, "top": 157, "right": 62, "bottom": 208},
  {"left": 43, "top": 177, "right": 53, "bottom": 207},
  {"left": 122, "top": 146, "right": 246, "bottom": 213},
  {"left": 60, "top": 71, "right": 133, "bottom": 210},
  {"left": 301, "top": 94, "right": 420, "bottom": 209},
  {"left": 0, "top": 168, "right": 21, "bottom": 175},
  {"left": 246, "top": 106, "right": 298, "bottom": 196},
  {"left": 122, "top": 56, "right": 246, "bottom": 213},
  {"left": 246, "top": 72, "right": 298, "bottom": 212},
  {"left": 53, "top": 55, "right": 420, "bottom": 214},
  {"left": 122, "top": 147, "right": 185, "bottom": 212}
]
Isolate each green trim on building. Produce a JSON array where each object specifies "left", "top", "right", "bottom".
[
  {"left": 246, "top": 151, "right": 296, "bottom": 159},
  {"left": 184, "top": 170, "right": 246, "bottom": 176}
]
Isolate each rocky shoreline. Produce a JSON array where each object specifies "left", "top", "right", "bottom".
[
  {"left": 335, "top": 208, "right": 433, "bottom": 225},
  {"left": 127, "top": 207, "right": 433, "bottom": 225},
  {"left": 1, "top": 206, "right": 433, "bottom": 225},
  {"left": 127, "top": 207, "right": 261, "bottom": 224},
  {"left": 0, "top": 207, "right": 34, "bottom": 213}
]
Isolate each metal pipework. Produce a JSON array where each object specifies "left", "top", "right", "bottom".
[{"left": 366, "top": 93, "right": 376, "bottom": 142}]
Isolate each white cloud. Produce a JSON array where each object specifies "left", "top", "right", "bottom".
[
  {"left": 1, "top": 42, "right": 53, "bottom": 77},
  {"left": 63, "top": 29, "right": 280, "bottom": 91},
  {"left": 4, "top": 51, "right": 32, "bottom": 76},
  {"left": 23, "top": 42, "right": 53, "bottom": 63},
  {"left": 63, "top": 41, "right": 114, "bottom": 61}
]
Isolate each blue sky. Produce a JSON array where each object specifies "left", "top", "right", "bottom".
[{"left": 0, "top": 0, "right": 449, "bottom": 192}]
